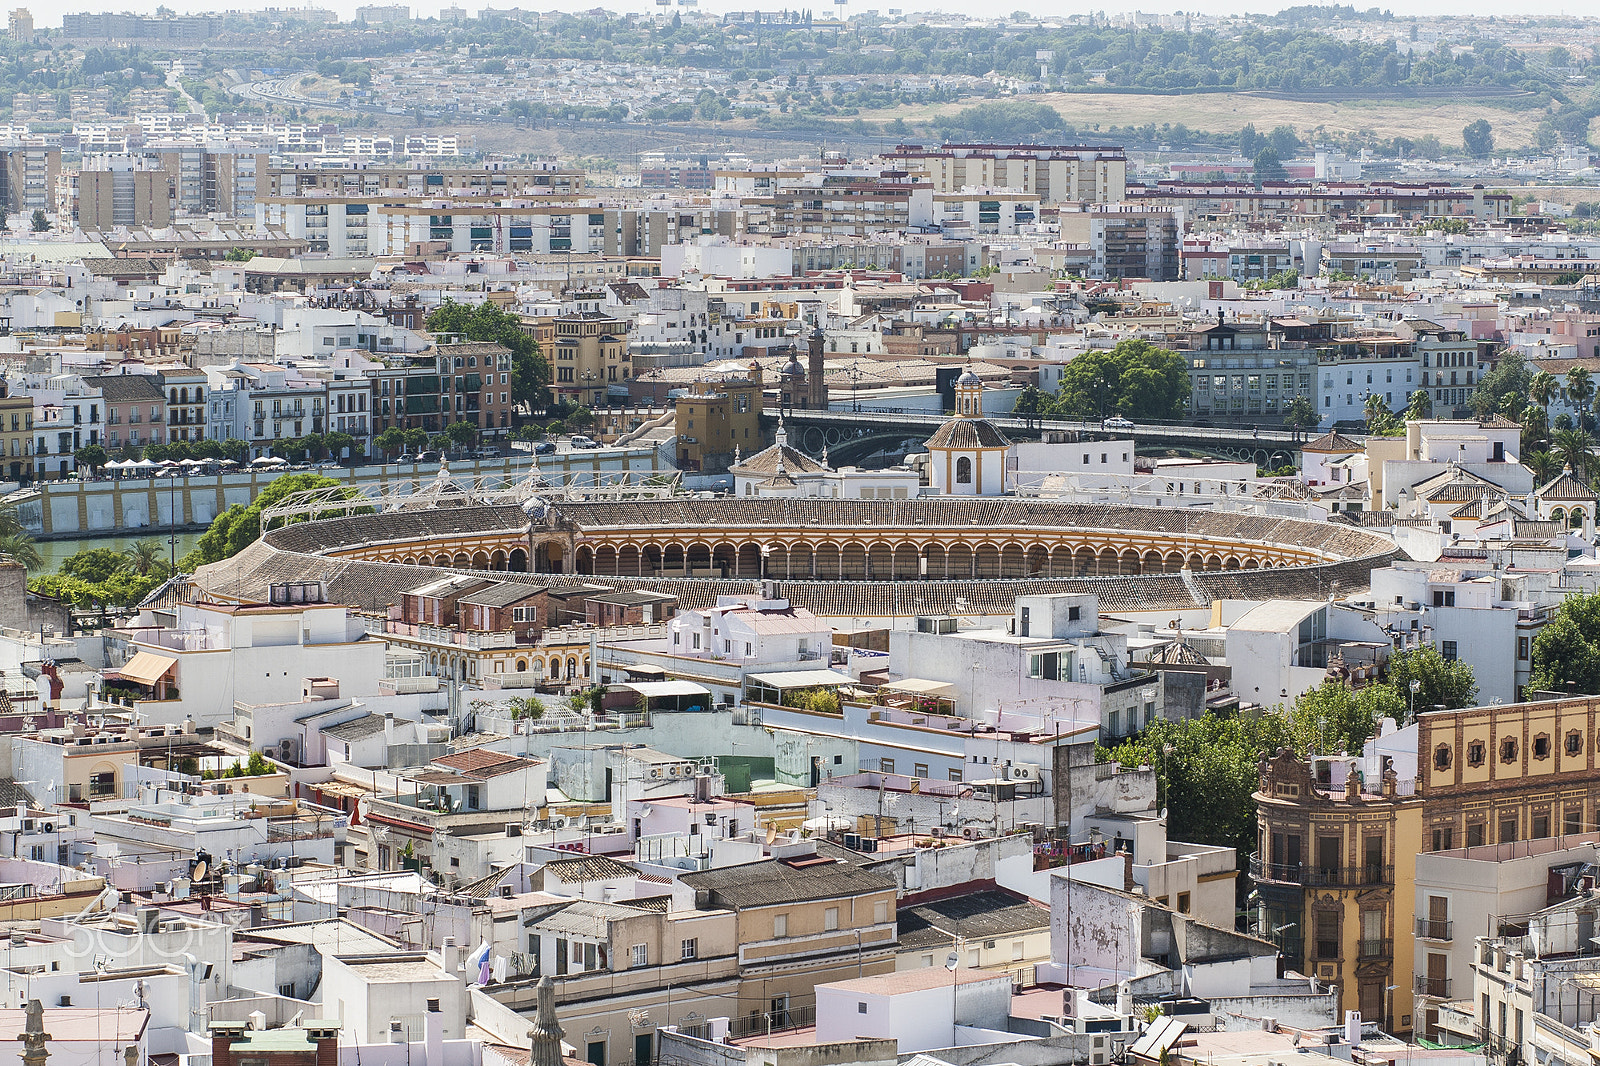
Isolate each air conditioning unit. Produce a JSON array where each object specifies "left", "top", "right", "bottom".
[
  {"left": 930, "top": 826, "right": 946, "bottom": 837},
  {"left": 649, "top": 768, "right": 663, "bottom": 779},
  {"left": 1009, "top": 764, "right": 1041, "bottom": 782},
  {"left": 961, "top": 826, "right": 978, "bottom": 839}
]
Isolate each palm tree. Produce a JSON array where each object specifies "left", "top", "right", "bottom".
[
  {"left": 0, "top": 501, "right": 41, "bottom": 570},
  {"left": 1525, "top": 449, "right": 1561, "bottom": 485},
  {"left": 1363, "top": 392, "right": 1390, "bottom": 432},
  {"left": 1530, "top": 370, "right": 1560, "bottom": 425},
  {"left": 123, "top": 539, "right": 168, "bottom": 577},
  {"left": 1566, "top": 368, "right": 1595, "bottom": 432},
  {"left": 1521, "top": 404, "right": 1550, "bottom": 456},
  {"left": 1406, "top": 389, "right": 1433, "bottom": 421},
  {"left": 1553, "top": 427, "right": 1596, "bottom": 481},
  {"left": 0, "top": 532, "right": 42, "bottom": 571}
]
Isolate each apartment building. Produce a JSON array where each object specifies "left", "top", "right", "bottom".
[
  {"left": 765, "top": 175, "right": 934, "bottom": 238},
  {"left": 157, "top": 366, "right": 208, "bottom": 444},
  {"left": 1253, "top": 697, "right": 1600, "bottom": 1036},
  {"left": 257, "top": 197, "right": 735, "bottom": 257},
  {"left": 1411, "top": 834, "right": 1600, "bottom": 1040},
  {"left": 1185, "top": 316, "right": 1316, "bottom": 422},
  {"left": 267, "top": 163, "right": 584, "bottom": 198},
  {"left": 1316, "top": 333, "right": 1421, "bottom": 424},
  {"left": 679, "top": 855, "right": 899, "bottom": 1035},
  {"left": 0, "top": 143, "right": 60, "bottom": 213},
  {"left": 0, "top": 377, "right": 31, "bottom": 482},
  {"left": 435, "top": 340, "right": 514, "bottom": 437},
  {"left": 89, "top": 373, "right": 166, "bottom": 451},
  {"left": 74, "top": 164, "right": 175, "bottom": 229},
  {"left": 1056, "top": 203, "right": 1180, "bottom": 281},
  {"left": 545, "top": 313, "right": 629, "bottom": 407},
  {"left": 1409, "top": 322, "right": 1484, "bottom": 418},
  {"left": 1129, "top": 180, "right": 1513, "bottom": 225},
  {"left": 883, "top": 143, "right": 1127, "bottom": 204}
]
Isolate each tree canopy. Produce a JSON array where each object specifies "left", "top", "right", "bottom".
[
  {"left": 181, "top": 473, "right": 357, "bottom": 570},
  {"left": 1529, "top": 591, "right": 1600, "bottom": 698},
  {"left": 425, "top": 300, "right": 549, "bottom": 410},
  {"left": 1049, "top": 339, "right": 1191, "bottom": 422}
]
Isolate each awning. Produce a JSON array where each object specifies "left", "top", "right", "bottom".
[
  {"left": 112, "top": 650, "right": 177, "bottom": 687},
  {"left": 745, "top": 669, "right": 854, "bottom": 689},
  {"left": 882, "top": 678, "right": 957, "bottom": 698},
  {"left": 620, "top": 680, "right": 712, "bottom": 698}
]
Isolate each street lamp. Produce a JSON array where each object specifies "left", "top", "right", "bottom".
[
  {"left": 167, "top": 467, "right": 181, "bottom": 575},
  {"left": 1408, "top": 679, "right": 1421, "bottom": 723}
]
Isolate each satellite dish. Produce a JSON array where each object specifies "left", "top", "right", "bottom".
[
  {"left": 944, "top": 951, "right": 960, "bottom": 971},
  {"left": 766, "top": 825, "right": 778, "bottom": 845},
  {"left": 192, "top": 860, "right": 208, "bottom": 881}
]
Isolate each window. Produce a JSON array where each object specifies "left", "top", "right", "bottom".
[
  {"left": 1177, "top": 892, "right": 1191, "bottom": 913},
  {"left": 630, "top": 943, "right": 648, "bottom": 968},
  {"left": 1569, "top": 731, "right": 1584, "bottom": 756},
  {"left": 913, "top": 763, "right": 929, "bottom": 778},
  {"left": 1500, "top": 816, "right": 1518, "bottom": 843},
  {"left": 773, "top": 914, "right": 788, "bottom": 938},
  {"left": 1467, "top": 822, "right": 1485, "bottom": 847},
  {"left": 1069, "top": 606, "right": 1081, "bottom": 621},
  {"left": 512, "top": 606, "right": 537, "bottom": 624},
  {"left": 89, "top": 772, "right": 116, "bottom": 798},
  {"left": 1467, "top": 741, "right": 1485, "bottom": 767},
  {"left": 879, "top": 758, "right": 895, "bottom": 774},
  {"left": 1441, "top": 640, "right": 1458, "bottom": 661},
  {"left": 1534, "top": 734, "right": 1551, "bottom": 760},
  {"left": 1434, "top": 745, "right": 1452, "bottom": 771},
  {"left": 1500, "top": 737, "right": 1518, "bottom": 763},
  {"left": 956, "top": 456, "right": 972, "bottom": 484},
  {"left": 858, "top": 1002, "right": 868, "bottom": 1014},
  {"left": 1520, "top": 636, "right": 1531, "bottom": 661},
  {"left": 874, "top": 900, "right": 889, "bottom": 924},
  {"left": 825, "top": 907, "right": 839, "bottom": 931},
  {"left": 680, "top": 938, "right": 697, "bottom": 961}
]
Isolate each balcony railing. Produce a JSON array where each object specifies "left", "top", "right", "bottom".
[
  {"left": 1249, "top": 855, "right": 1394, "bottom": 887},
  {"left": 1358, "top": 937, "right": 1392, "bottom": 960},
  {"left": 1415, "top": 975, "right": 1452, "bottom": 998},
  {"left": 1416, "top": 918, "right": 1453, "bottom": 941}
]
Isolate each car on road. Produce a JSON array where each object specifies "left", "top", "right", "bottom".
[
  {"left": 568, "top": 435, "right": 600, "bottom": 449},
  {"left": 415, "top": 450, "right": 441, "bottom": 463},
  {"left": 1101, "top": 416, "right": 1136, "bottom": 431},
  {"left": 533, "top": 441, "right": 556, "bottom": 455}
]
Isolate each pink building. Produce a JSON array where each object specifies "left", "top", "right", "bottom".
[{"left": 88, "top": 372, "right": 166, "bottom": 450}]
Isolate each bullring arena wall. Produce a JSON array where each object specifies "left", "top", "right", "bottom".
[{"left": 192, "top": 497, "right": 1400, "bottom": 618}]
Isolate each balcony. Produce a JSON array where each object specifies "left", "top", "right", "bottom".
[
  {"left": 1415, "top": 975, "right": 1451, "bottom": 998},
  {"left": 1358, "top": 937, "right": 1392, "bottom": 960},
  {"left": 1416, "top": 918, "right": 1453, "bottom": 941},
  {"left": 1249, "top": 855, "right": 1394, "bottom": 887}
]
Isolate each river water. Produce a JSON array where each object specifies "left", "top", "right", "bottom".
[{"left": 33, "top": 531, "right": 207, "bottom": 573}]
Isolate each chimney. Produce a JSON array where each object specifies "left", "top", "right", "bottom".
[
  {"left": 424, "top": 1001, "right": 444, "bottom": 1066},
  {"left": 211, "top": 1021, "right": 247, "bottom": 1066},
  {"left": 308, "top": 1023, "right": 340, "bottom": 1066},
  {"left": 442, "top": 936, "right": 460, "bottom": 978}
]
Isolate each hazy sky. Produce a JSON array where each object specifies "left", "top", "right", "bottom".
[{"left": 34, "top": 0, "right": 1600, "bottom": 27}]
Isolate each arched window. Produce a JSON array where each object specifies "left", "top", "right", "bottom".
[
  {"left": 956, "top": 456, "right": 972, "bottom": 484},
  {"left": 1572, "top": 508, "right": 1587, "bottom": 529}
]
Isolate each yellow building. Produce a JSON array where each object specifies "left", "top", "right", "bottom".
[
  {"left": 672, "top": 363, "right": 764, "bottom": 473},
  {"left": 680, "top": 855, "right": 899, "bottom": 1033},
  {"left": 1254, "top": 697, "right": 1600, "bottom": 1037},
  {"left": 548, "top": 310, "right": 630, "bottom": 407},
  {"left": 0, "top": 378, "right": 32, "bottom": 482}
]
